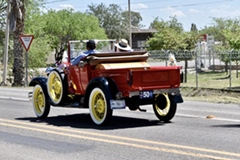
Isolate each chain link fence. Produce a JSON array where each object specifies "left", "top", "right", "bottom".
[
  {"left": 148, "top": 49, "right": 240, "bottom": 90},
  {"left": 1, "top": 46, "right": 240, "bottom": 90}
]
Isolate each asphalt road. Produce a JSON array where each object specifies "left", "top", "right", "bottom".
[{"left": 0, "top": 87, "right": 240, "bottom": 160}]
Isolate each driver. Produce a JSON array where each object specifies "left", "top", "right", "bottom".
[{"left": 71, "top": 40, "right": 98, "bottom": 65}]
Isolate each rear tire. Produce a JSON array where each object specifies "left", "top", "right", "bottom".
[
  {"left": 153, "top": 94, "right": 177, "bottom": 122},
  {"left": 32, "top": 84, "right": 50, "bottom": 118},
  {"left": 88, "top": 87, "right": 112, "bottom": 125}
]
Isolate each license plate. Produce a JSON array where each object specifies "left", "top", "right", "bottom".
[
  {"left": 110, "top": 100, "right": 126, "bottom": 109},
  {"left": 139, "top": 90, "right": 153, "bottom": 99}
]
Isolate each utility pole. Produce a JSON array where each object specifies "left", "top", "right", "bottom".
[
  {"left": 128, "top": 0, "right": 132, "bottom": 48},
  {"left": 1, "top": 0, "right": 10, "bottom": 86}
]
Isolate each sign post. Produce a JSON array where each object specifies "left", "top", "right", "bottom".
[{"left": 19, "top": 35, "right": 34, "bottom": 87}]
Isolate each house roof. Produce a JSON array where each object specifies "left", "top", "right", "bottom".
[{"left": 131, "top": 27, "right": 157, "bottom": 33}]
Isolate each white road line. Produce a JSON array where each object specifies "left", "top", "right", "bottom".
[
  {"left": 213, "top": 117, "right": 240, "bottom": 123},
  {"left": 177, "top": 113, "right": 240, "bottom": 122},
  {"left": 0, "top": 96, "right": 30, "bottom": 101},
  {"left": 177, "top": 113, "right": 205, "bottom": 118}
]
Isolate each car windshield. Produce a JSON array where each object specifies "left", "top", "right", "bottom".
[{"left": 68, "top": 40, "right": 116, "bottom": 60}]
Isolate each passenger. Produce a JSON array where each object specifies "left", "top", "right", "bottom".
[
  {"left": 114, "top": 39, "right": 132, "bottom": 52},
  {"left": 71, "top": 40, "right": 98, "bottom": 65}
]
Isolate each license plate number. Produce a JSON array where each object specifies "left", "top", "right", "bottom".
[{"left": 139, "top": 91, "right": 153, "bottom": 99}]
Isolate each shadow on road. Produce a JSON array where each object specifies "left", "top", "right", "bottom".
[
  {"left": 211, "top": 124, "right": 240, "bottom": 128},
  {"left": 15, "top": 114, "right": 167, "bottom": 130}
]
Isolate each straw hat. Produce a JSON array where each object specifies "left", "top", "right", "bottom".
[{"left": 114, "top": 39, "right": 131, "bottom": 51}]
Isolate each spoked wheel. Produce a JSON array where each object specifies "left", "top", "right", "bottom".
[
  {"left": 32, "top": 84, "right": 50, "bottom": 118},
  {"left": 153, "top": 94, "right": 177, "bottom": 122},
  {"left": 89, "top": 87, "right": 112, "bottom": 125},
  {"left": 47, "top": 70, "right": 65, "bottom": 105}
]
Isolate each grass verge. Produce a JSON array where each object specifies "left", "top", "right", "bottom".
[{"left": 180, "top": 70, "right": 240, "bottom": 104}]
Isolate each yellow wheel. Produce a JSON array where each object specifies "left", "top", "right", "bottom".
[
  {"left": 47, "top": 70, "right": 64, "bottom": 105},
  {"left": 89, "top": 87, "right": 112, "bottom": 125},
  {"left": 32, "top": 84, "right": 50, "bottom": 118},
  {"left": 153, "top": 94, "right": 176, "bottom": 122}
]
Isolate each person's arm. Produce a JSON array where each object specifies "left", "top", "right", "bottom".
[{"left": 71, "top": 53, "right": 86, "bottom": 65}]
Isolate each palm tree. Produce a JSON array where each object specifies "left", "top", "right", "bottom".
[{"left": 11, "top": 0, "right": 25, "bottom": 86}]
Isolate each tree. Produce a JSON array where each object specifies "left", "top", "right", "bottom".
[
  {"left": 200, "top": 17, "right": 240, "bottom": 75},
  {"left": 200, "top": 17, "right": 240, "bottom": 46},
  {"left": 147, "top": 17, "right": 190, "bottom": 51},
  {"left": 148, "top": 17, "right": 199, "bottom": 82},
  {"left": 149, "top": 17, "right": 167, "bottom": 30},
  {"left": 9, "top": 0, "right": 26, "bottom": 86},
  {"left": 86, "top": 3, "right": 128, "bottom": 39},
  {"left": 0, "top": 0, "right": 7, "bottom": 62},
  {"left": 166, "top": 16, "right": 183, "bottom": 33},
  {"left": 191, "top": 23, "right": 198, "bottom": 32},
  {"left": 147, "top": 27, "right": 182, "bottom": 50},
  {"left": 122, "top": 10, "right": 144, "bottom": 28},
  {"left": 149, "top": 16, "right": 184, "bottom": 32},
  {"left": 25, "top": 11, "right": 52, "bottom": 69},
  {"left": 216, "top": 48, "right": 231, "bottom": 73},
  {"left": 24, "top": 0, "right": 50, "bottom": 68},
  {"left": 179, "top": 31, "right": 199, "bottom": 82},
  {"left": 7, "top": 0, "right": 46, "bottom": 86},
  {"left": 24, "top": 8, "right": 107, "bottom": 68},
  {"left": 0, "top": 0, "right": 7, "bottom": 27},
  {"left": 224, "top": 29, "right": 240, "bottom": 50},
  {"left": 223, "top": 29, "right": 240, "bottom": 77},
  {"left": 42, "top": 9, "right": 107, "bottom": 60}
]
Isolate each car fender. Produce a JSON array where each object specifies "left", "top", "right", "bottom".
[
  {"left": 29, "top": 76, "right": 48, "bottom": 88},
  {"left": 84, "top": 77, "right": 119, "bottom": 108},
  {"left": 48, "top": 68, "right": 65, "bottom": 80},
  {"left": 171, "top": 94, "right": 184, "bottom": 103},
  {"left": 29, "top": 77, "right": 54, "bottom": 105}
]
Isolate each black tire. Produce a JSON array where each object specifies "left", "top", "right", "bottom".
[
  {"left": 153, "top": 94, "right": 177, "bottom": 122},
  {"left": 47, "top": 70, "right": 66, "bottom": 105},
  {"left": 32, "top": 84, "right": 50, "bottom": 118},
  {"left": 88, "top": 86, "right": 113, "bottom": 125}
]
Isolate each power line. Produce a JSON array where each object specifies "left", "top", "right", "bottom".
[
  {"left": 44, "top": 0, "right": 69, "bottom": 5},
  {"left": 122, "top": 0, "right": 234, "bottom": 11},
  {"left": 45, "top": 0, "right": 173, "bottom": 10},
  {"left": 164, "top": 0, "right": 234, "bottom": 9},
  {"left": 119, "top": 0, "right": 173, "bottom": 5},
  {"left": 43, "top": 0, "right": 234, "bottom": 11}
]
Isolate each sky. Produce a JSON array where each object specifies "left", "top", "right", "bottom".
[{"left": 45, "top": 0, "right": 240, "bottom": 31}]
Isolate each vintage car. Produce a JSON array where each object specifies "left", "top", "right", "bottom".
[{"left": 29, "top": 40, "right": 183, "bottom": 125}]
